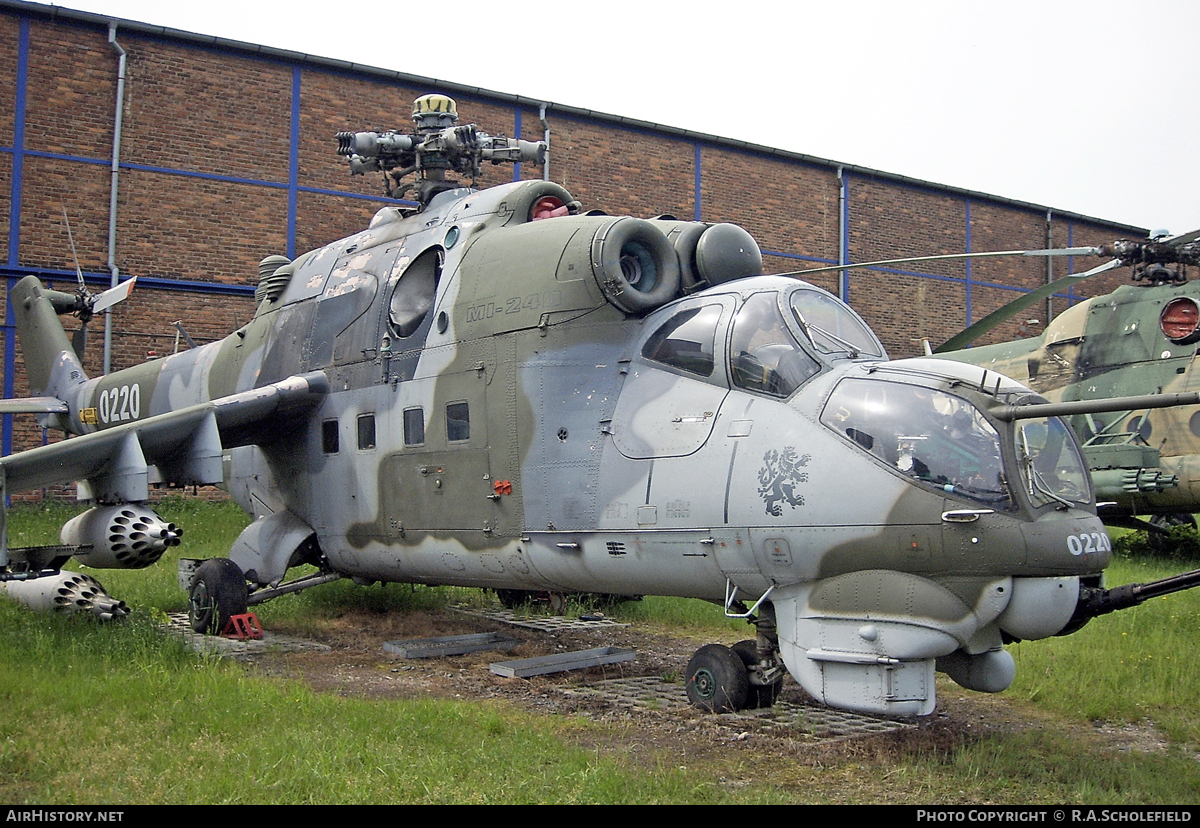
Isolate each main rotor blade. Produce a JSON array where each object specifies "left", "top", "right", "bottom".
[
  {"left": 61, "top": 206, "right": 86, "bottom": 293},
  {"left": 777, "top": 247, "right": 1104, "bottom": 278},
  {"left": 1166, "top": 228, "right": 1200, "bottom": 246},
  {"left": 89, "top": 277, "right": 137, "bottom": 314},
  {"left": 933, "top": 258, "right": 1123, "bottom": 353}
]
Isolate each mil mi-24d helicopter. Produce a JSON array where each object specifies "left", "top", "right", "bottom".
[{"left": 2, "top": 93, "right": 1200, "bottom": 718}]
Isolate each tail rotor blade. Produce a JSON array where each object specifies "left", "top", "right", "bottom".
[{"left": 89, "top": 277, "right": 137, "bottom": 315}]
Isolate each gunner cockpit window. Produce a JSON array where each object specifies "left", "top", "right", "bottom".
[
  {"left": 821, "top": 378, "right": 1012, "bottom": 509},
  {"left": 1017, "top": 417, "right": 1091, "bottom": 507}
]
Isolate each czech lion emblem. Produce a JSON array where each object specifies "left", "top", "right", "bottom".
[{"left": 758, "top": 447, "right": 811, "bottom": 516}]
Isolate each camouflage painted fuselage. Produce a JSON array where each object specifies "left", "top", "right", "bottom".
[{"left": 13, "top": 178, "right": 1112, "bottom": 716}]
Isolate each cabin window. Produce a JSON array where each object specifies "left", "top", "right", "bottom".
[
  {"left": 389, "top": 248, "right": 442, "bottom": 338},
  {"left": 729, "top": 292, "right": 820, "bottom": 397},
  {"left": 641, "top": 304, "right": 722, "bottom": 377},
  {"left": 446, "top": 402, "right": 470, "bottom": 442},
  {"left": 357, "top": 414, "right": 376, "bottom": 450},
  {"left": 322, "top": 420, "right": 339, "bottom": 454},
  {"left": 403, "top": 407, "right": 425, "bottom": 446}
]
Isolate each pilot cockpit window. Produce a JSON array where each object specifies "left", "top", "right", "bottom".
[
  {"left": 821, "top": 378, "right": 1012, "bottom": 509},
  {"left": 729, "top": 292, "right": 820, "bottom": 397},
  {"left": 641, "top": 304, "right": 722, "bottom": 377},
  {"left": 1016, "top": 417, "right": 1091, "bottom": 507},
  {"left": 389, "top": 248, "right": 441, "bottom": 338},
  {"left": 789, "top": 288, "right": 885, "bottom": 359}
]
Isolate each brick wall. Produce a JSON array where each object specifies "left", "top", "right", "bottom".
[{"left": 0, "top": 3, "right": 1149, "bottom": 479}]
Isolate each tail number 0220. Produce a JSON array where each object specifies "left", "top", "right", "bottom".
[
  {"left": 1067, "top": 532, "right": 1111, "bottom": 556},
  {"left": 98, "top": 383, "right": 141, "bottom": 424}
]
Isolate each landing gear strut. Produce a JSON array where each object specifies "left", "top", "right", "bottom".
[
  {"left": 732, "top": 639, "right": 784, "bottom": 708},
  {"left": 686, "top": 602, "right": 784, "bottom": 712},
  {"left": 494, "top": 589, "right": 567, "bottom": 613}
]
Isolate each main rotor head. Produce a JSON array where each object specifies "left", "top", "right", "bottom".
[{"left": 335, "top": 94, "right": 546, "bottom": 208}]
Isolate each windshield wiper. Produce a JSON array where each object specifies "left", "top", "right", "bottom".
[
  {"left": 805, "top": 323, "right": 860, "bottom": 358},
  {"left": 1019, "top": 431, "right": 1074, "bottom": 509}
]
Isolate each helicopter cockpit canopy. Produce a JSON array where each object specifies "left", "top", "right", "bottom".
[
  {"left": 821, "top": 379, "right": 1014, "bottom": 509},
  {"left": 728, "top": 291, "right": 821, "bottom": 397},
  {"left": 639, "top": 278, "right": 886, "bottom": 400},
  {"left": 819, "top": 378, "right": 1093, "bottom": 511}
]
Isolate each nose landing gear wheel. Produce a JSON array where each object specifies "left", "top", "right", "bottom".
[
  {"left": 732, "top": 639, "right": 783, "bottom": 708},
  {"left": 685, "top": 643, "right": 749, "bottom": 713}
]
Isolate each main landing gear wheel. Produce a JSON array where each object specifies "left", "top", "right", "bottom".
[
  {"left": 189, "top": 558, "right": 249, "bottom": 635},
  {"left": 732, "top": 639, "right": 783, "bottom": 709},
  {"left": 494, "top": 590, "right": 568, "bottom": 614},
  {"left": 495, "top": 589, "right": 532, "bottom": 609},
  {"left": 685, "top": 643, "right": 749, "bottom": 713},
  {"left": 1148, "top": 513, "right": 1197, "bottom": 553}
]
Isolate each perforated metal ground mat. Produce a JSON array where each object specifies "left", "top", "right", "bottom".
[
  {"left": 452, "top": 604, "right": 630, "bottom": 633},
  {"left": 561, "top": 675, "right": 915, "bottom": 743},
  {"left": 163, "top": 607, "right": 912, "bottom": 741},
  {"left": 165, "top": 612, "right": 332, "bottom": 658},
  {"left": 453, "top": 604, "right": 910, "bottom": 741}
]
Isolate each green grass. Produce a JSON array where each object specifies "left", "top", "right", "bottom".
[
  {"left": 1007, "top": 551, "right": 1200, "bottom": 744},
  {"left": 607, "top": 595, "right": 750, "bottom": 639},
  {"left": 3, "top": 502, "right": 1200, "bottom": 803},
  {"left": 0, "top": 602, "right": 782, "bottom": 804}
]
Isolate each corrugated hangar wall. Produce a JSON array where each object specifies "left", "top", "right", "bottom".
[{"left": 0, "top": 0, "right": 1146, "bottom": 462}]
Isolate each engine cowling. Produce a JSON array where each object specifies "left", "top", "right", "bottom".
[{"left": 60, "top": 504, "right": 182, "bottom": 569}]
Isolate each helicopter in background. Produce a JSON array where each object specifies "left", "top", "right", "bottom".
[
  {"left": 926, "top": 231, "right": 1200, "bottom": 539},
  {"left": 1, "top": 94, "right": 1199, "bottom": 719}
]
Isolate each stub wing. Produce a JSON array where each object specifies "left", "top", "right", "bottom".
[
  {"left": 0, "top": 371, "right": 328, "bottom": 500},
  {"left": 0, "top": 397, "right": 69, "bottom": 415}
]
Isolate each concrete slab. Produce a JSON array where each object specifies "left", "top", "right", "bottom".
[
  {"left": 453, "top": 604, "right": 630, "bottom": 634},
  {"left": 384, "top": 632, "right": 520, "bottom": 658},
  {"left": 490, "top": 646, "right": 637, "bottom": 678}
]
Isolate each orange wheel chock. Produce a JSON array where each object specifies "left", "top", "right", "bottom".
[{"left": 221, "top": 612, "right": 264, "bottom": 640}]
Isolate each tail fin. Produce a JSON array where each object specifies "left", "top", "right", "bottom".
[{"left": 11, "top": 275, "right": 89, "bottom": 401}]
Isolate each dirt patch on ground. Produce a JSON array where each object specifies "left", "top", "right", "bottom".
[{"left": 232, "top": 604, "right": 1170, "bottom": 772}]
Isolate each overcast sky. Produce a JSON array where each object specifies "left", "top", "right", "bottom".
[{"left": 43, "top": 0, "right": 1200, "bottom": 238}]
